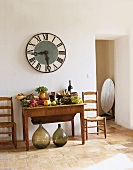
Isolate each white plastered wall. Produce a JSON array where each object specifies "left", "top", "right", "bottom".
[{"left": 114, "top": 36, "right": 130, "bottom": 128}]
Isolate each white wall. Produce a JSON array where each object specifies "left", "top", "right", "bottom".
[
  {"left": 0, "top": 0, "right": 133, "bottom": 139},
  {"left": 115, "top": 36, "right": 130, "bottom": 128}
]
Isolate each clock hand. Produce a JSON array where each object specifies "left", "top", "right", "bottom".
[
  {"left": 34, "top": 50, "right": 51, "bottom": 72},
  {"left": 34, "top": 51, "right": 44, "bottom": 56},
  {"left": 44, "top": 50, "right": 51, "bottom": 72},
  {"left": 44, "top": 50, "right": 49, "bottom": 65}
]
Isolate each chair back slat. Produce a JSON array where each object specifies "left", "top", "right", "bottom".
[
  {"left": 82, "top": 91, "right": 99, "bottom": 116},
  {"left": 84, "top": 108, "right": 97, "bottom": 111},
  {"left": 84, "top": 99, "right": 97, "bottom": 103},
  {"left": 0, "top": 97, "right": 12, "bottom": 101},
  {"left": 0, "top": 97, "right": 14, "bottom": 122},
  {"left": 0, "top": 106, "right": 12, "bottom": 109},
  {"left": 0, "top": 114, "right": 11, "bottom": 117}
]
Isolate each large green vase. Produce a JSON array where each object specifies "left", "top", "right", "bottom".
[
  {"left": 53, "top": 124, "right": 68, "bottom": 147},
  {"left": 32, "top": 123, "right": 50, "bottom": 149}
]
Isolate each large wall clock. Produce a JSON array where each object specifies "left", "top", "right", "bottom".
[{"left": 26, "top": 33, "right": 66, "bottom": 73}]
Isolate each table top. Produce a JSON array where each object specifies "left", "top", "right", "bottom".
[{"left": 23, "top": 103, "right": 85, "bottom": 110}]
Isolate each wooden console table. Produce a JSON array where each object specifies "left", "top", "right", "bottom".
[{"left": 22, "top": 104, "right": 85, "bottom": 151}]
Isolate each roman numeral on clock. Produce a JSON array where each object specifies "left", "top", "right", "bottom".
[
  {"left": 53, "top": 64, "right": 58, "bottom": 70},
  {"left": 27, "top": 50, "right": 34, "bottom": 55},
  {"left": 57, "top": 57, "right": 64, "bottom": 63},
  {"left": 27, "top": 49, "right": 33, "bottom": 53},
  {"left": 35, "top": 63, "right": 41, "bottom": 70},
  {"left": 28, "top": 42, "right": 35, "bottom": 47},
  {"left": 35, "top": 35, "right": 41, "bottom": 42},
  {"left": 57, "top": 42, "right": 63, "bottom": 48},
  {"left": 52, "top": 36, "right": 56, "bottom": 42},
  {"left": 28, "top": 57, "right": 36, "bottom": 65},
  {"left": 42, "top": 33, "right": 48, "bottom": 40},
  {"left": 59, "top": 51, "right": 66, "bottom": 55}
]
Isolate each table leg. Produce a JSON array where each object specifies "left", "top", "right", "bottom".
[
  {"left": 71, "top": 118, "right": 74, "bottom": 136},
  {"left": 22, "top": 112, "right": 25, "bottom": 141},
  {"left": 80, "top": 108, "right": 85, "bottom": 145},
  {"left": 24, "top": 115, "right": 29, "bottom": 151}
]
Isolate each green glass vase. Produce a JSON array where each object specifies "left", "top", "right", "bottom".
[
  {"left": 53, "top": 124, "right": 68, "bottom": 147},
  {"left": 32, "top": 123, "right": 50, "bottom": 149}
]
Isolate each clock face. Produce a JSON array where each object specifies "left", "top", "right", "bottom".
[{"left": 26, "top": 33, "right": 66, "bottom": 73}]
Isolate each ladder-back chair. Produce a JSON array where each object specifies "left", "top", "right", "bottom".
[
  {"left": 0, "top": 97, "right": 17, "bottom": 148},
  {"left": 82, "top": 91, "right": 106, "bottom": 140}
]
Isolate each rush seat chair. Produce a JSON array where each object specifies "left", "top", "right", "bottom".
[
  {"left": 0, "top": 97, "right": 17, "bottom": 148},
  {"left": 82, "top": 91, "right": 106, "bottom": 140}
]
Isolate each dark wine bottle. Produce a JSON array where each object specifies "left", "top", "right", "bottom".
[{"left": 68, "top": 80, "right": 73, "bottom": 93}]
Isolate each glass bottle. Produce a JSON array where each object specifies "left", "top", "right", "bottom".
[
  {"left": 68, "top": 80, "right": 73, "bottom": 93},
  {"left": 53, "top": 124, "right": 68, "bottom": 147},
  {"left": 32, "top": 123, "right": 50, "bottom": 149}
]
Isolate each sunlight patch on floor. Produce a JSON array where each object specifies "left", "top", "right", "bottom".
[{"left": 85, "top": 154, "right": 133, "bottom": 170}]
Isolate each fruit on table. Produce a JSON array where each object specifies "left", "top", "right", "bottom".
[
  {"left": 38, "top": 98, "right": 49, "bottom": 105},
  {"left": 61, "top": 96, "right": 72, "bottom": 104},
  {"left": 15, "top": 93, "right": 26, "bottom": 100},
  {"left": 29, "top": 100, "right": 38, "bottom": 107},
  {"left": 56, "top": 92, "right": 61, "bottom": 95},
  {"left": 21, "top": 99, "right": 30, "bottom": 107},
  {"left": 62, "top": 91, "right": 66, "bottom": 96},
  {"left": 71, "top": 96, "right": 83, "bottom": 104},
  {"left": 51, "top": 100, "right": 57, "bottom": 106},
  {"left": 44, "top": 100, "right": 51, "bottom": 106},
  {"left": 26, "top": 94, "right": 35, "bottom": 100}
]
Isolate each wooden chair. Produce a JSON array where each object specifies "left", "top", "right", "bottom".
[
  {"left": 0, "top": 97, "right": 17, "bottom": 148},
  {"left": 82, "top": 91, "right": 106, "bottom": 140}
]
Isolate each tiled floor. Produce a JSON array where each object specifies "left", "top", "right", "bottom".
[{"left": 0, "top": 120, "right": 133, "bottom": 170}]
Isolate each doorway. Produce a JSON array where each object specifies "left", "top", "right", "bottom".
[
  {"left": 96, "top": 36, "right": 130, "bottom": 128},
  {"left": 96, "top": 40, "right": 115, "bottom": 117}
]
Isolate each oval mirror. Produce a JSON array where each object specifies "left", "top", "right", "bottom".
[{"left": 101, "top": 78, "right": 115, "bottom": 113}]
